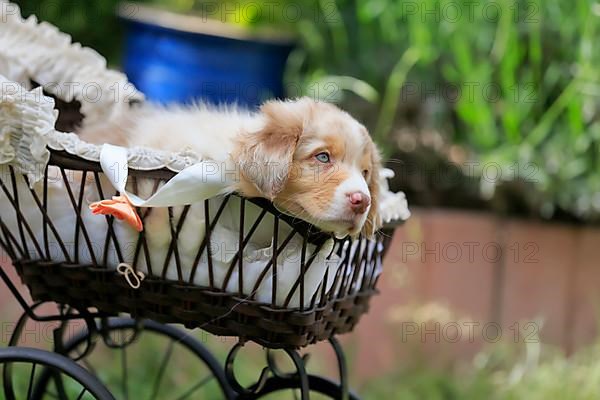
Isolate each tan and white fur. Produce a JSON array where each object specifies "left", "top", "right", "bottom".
[{"left": 79, "top": 97, "right": 382, "bottom": 238}]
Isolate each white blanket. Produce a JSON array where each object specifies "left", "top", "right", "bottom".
[{"left": 0, "top": 163, "right": 356, "bottom": 307}]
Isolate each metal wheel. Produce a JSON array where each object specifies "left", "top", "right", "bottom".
[
  {"left": 225, "top": 340, "right": 361, "bottom": 400},
  {"left": 33, "top": 318, "right": 234, "bottom": 400},
  {"left": 0, "top": 346, "right": 114, "bottom": 400}
]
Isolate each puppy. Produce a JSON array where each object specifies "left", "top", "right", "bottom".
[{"left": 79, "top": 97, "right": 382, "bottom": 238}]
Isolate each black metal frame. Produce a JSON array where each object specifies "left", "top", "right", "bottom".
[{"left": 0, "top": 266, "right": 361, "bottom": 399}]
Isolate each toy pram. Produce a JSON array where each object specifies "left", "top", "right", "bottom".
[{"left": 0, "top": 2, "right": 408, "bottom": 398}]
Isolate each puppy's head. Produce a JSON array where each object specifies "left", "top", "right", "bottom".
[{"left": 236, "top": 97, "right": 381, "bottom": 238}]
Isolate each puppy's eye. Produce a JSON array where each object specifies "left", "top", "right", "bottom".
[
  {"left": 315, "top": 152, "right": 330, "bottom": 163},
  {"left": 362, "top": 169, "right": 369, "bottom": 178}
]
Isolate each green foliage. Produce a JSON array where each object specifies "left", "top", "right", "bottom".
[
  {"left": 362, "top": 368, "right": 495, "bottom": 400},
  {"left": 361, "top": 340, "right": 600, "bottom": 399},
  {"left": 314, "top": 1, "right": 600, "bottom": 221}
]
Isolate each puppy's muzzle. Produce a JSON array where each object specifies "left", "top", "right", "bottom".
[{"left": 348, "top": 191, "right": 370, "bottom": 214}]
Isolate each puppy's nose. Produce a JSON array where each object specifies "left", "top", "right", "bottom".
[{"left": 348, "top": 192, "right": 370, "bottom": 214}]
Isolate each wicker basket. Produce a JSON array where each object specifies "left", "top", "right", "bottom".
[{"left": 1, "top": 142, "right": 398, "bottom": 349}]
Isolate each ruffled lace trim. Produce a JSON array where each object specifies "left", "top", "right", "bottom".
[
  {"left": 0, "top": 0, "right": 144, "bottom": 130},
  {"left": 0, "top": 75, "right": 55, "bottom": 184},
  {"left": 47, "top": 130, "right": 204, "bottom": 171}
]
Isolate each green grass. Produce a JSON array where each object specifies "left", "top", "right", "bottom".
[
  {"left": 361, "top": 339, "right": 600, "bottom": 399},
  {"left": 2, "top": 316, "right": 600, "bottom": 399}
]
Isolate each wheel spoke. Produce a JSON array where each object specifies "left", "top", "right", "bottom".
[
  {"left": 75, "top": 387, "right": 88, "bottom": 400},
  {"left": 52, "top": 368, "right": 69, "bottom": 400},
  {"left": 174, "top": 375, "right": 214, "bottom": 400},
  {"left": 149, "top": 340, "right": 175, "bottom": 400},
  {"left": 25, "top": 362, "right": 37, "bottom": 400}
]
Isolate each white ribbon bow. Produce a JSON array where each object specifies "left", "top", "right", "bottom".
[{"left": 99, "top": 143, "right": 233, "bottom": 207}]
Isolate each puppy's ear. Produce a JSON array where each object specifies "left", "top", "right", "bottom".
[
  {"left": 236, "top": 98, "right": 314, "bottom": 199},
  {"left": 362, "top": 141, "right": 382, "bottom": 238}
]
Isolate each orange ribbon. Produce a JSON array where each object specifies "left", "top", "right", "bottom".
[{"left": 89, "top": 195, "right": 143, "bottom": 232}]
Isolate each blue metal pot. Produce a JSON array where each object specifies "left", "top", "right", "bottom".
[{"left": 118, "top": 3, "right": 295, "bottom": 107}]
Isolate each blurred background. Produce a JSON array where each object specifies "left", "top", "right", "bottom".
[{"left": 4, "top": 0, "right": 600, "bottom": 398}]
